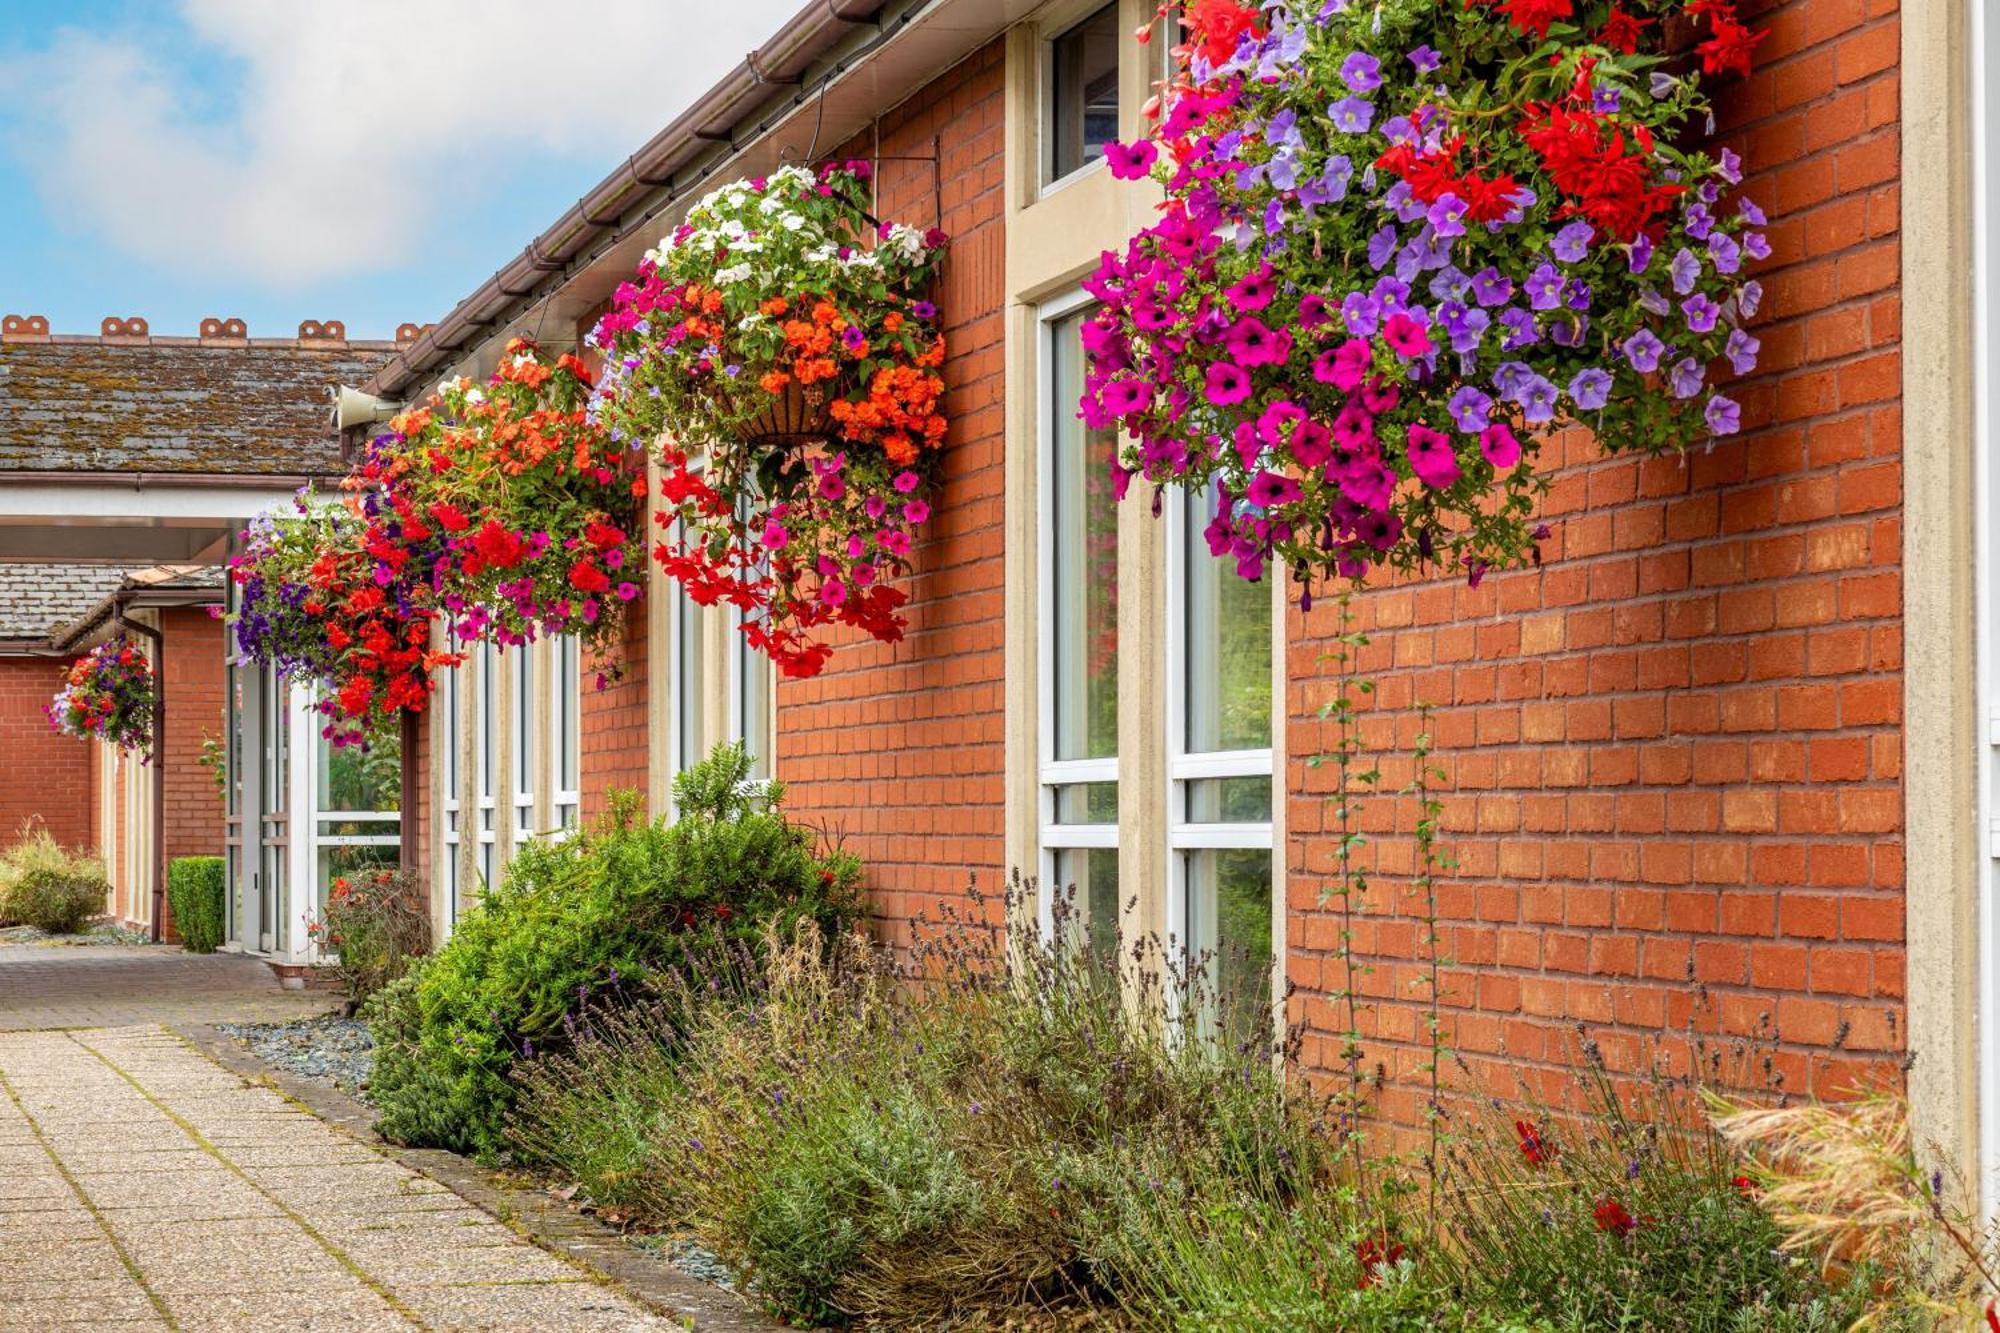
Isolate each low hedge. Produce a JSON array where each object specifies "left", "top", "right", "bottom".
[{"left": 167, "top": 856, "right": 225, "bottom": 953}]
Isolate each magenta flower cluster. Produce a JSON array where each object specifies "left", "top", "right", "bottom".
[{"left": 1082, "top": 0, "right": 1768, "bottom": 598}]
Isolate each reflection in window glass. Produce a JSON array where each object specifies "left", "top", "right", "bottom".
[
  {"left": 1052, "top": 782, "right": 1118, "bottom": 824},
  {"left": 1185, "top": 487, "right": 1272, "bottom": 754},
  {"left": 1053, "top": 846, "right": 1120, "bottom": 962},
  {"left": 738, "top": 635, "right": 770, "bottom": 781},
  {"left": 678, "top": 593, "right": 707, "bottom": 773},
  {"left": 1047, "top": 3, "right": 1120, "bottom": 183},
  {"left": 1187, "top": 848, "right": 1274, "bottom": 1037},
  {"left": 556, "top": 637, "right": 580, "bottom": 828},
  {"left": 1050, "top": 309, "right": 1120, "bottom": 762}
]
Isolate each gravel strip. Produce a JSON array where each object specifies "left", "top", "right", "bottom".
[
  {"left": 214, "top": 1013, "right": 375, "bottom": 1098},
  {"left": 0, "top": 923, "right": 156, "bottom": 947}
]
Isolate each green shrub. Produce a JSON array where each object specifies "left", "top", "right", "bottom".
[
  {"left": 0, "top": 821, "right": 107, "bottom": 927},
  {"left": 166, "top": 856, "right": 225, "bottom": 953},
  {"left": 367, "top": 743, "right": 859, "bottom": 1159},
  {"left": 9, "top": 867, "right": 107, "bottom": 934},
  {"left": 311, "top": 868, "right": 430, "bottom": 1009}
]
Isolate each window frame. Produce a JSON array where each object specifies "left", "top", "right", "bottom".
[
  {"left": 1163, "top": 482, "right": 1276, "bottom": 991},
  {"left": 1035, "top": 288, "right": 1121, "bottom": 940},
  {"left": 1038, "top": 0, "right": 1121, "bottom": 196}
]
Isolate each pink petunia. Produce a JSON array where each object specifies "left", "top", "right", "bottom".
[
  {"left": 1406, "top": 423, "right": 1460, "bottom": 489},
  {"left": 1479, "top": 422, "right": 1522, "bottom": 469},
  {"left": 1246, "top": 469, "right": 1302, "bottom": 509},
  {"left": 1382, "top": 313, "right": 1433, "bottom": 359},
  {"left": 1205, "top": 362, "right": 1253, "bottom": 405},
  {"left": 1313, "top": 337, "right": 1375, "bottom": 392}
]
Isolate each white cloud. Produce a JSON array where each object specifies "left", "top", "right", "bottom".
[{"left": 5, "top": 0, "right": 802, "bottom": 287}]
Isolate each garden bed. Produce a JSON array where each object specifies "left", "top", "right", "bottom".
[
  {"left": 0, "top": 922, "right": 153, "bottom": 947},
  {"left": 215, "top": 1013, "right": 375, "bottom": 1097}
]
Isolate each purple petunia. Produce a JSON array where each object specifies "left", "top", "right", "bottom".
[
  {"left": 1623, "top": 329, "right": 1667, "bottom": 374},
  {"left": 1342, "top": 291, "right": 1383, "bottom": 337},
  {"left": 1551, "top": 221, "right": 1594, "bottom": 264},
  {"left": 1328, "top": 97, "right": 1375, "bottom": 134},
  {"left": 1669, "top": 357, "right": 1706, "bottom": 399},
  {"left": 1368, "top": 225, "right": 1400, "bottom": 271},
  {"left": 1669, "top": 247, "right": 1702, "bottom": 296},
  {"left": 1339, "top": 50, "right": 1382, "bottom": 92},
  {"left": 1525, "top": 262, "right": 1565, "bottom": 311},
  {"left": 1498, "top": 308, "right": 1539, "bottom": 350},
  {"left": 1707, "top": 232, "right": 1742, "bottom": 275},
  {"left": 1518, "top": 376, "right": 1560, "bottom": 424},
  {"left": 1407, "top": 44, "right": 1441, "bottom": 73},
  {"left": 1448, "top": 385, "right": 1492, "bottom": 433},
  {"left": 1682, "top": 293, "right": 1722, "bottom": 333},
  {"left": 1471, "top": 267, "right": 1514, "bottom": 307},
  {"left": 1738, "top": 280, "right": 1764, "bottom": 319},
  {"left": 1705, "top": 394, "right": 1741, "bottom": 435},
  {"left": 1628, "top": 233, "right": 1655, "bottom": 275},
  {"left": 1569, "top": 368, "right": 1612, "bottom": 411},
  {"left": 1725, "top": 328, "right": 1761, "bottom": 375}
]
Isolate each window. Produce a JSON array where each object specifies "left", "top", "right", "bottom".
[
  {"left": 676, "top": 587, "right": 708, "bottom": 776},
  {"left": 554, "top": 636, "right": 581, "bottom": 829},
  {"left": 1038, "top": 296, "right": 1121, "bottom": 950},
  {"left": 512, "top": 645, "right": 537, "bottom": 843},
  {"left": 441, "top": 649, "right": 462, "bottom": 920},
  {"left": 730, "top": 610, "right": 772, "bottom": 781},
  {"left": 1045, "top": 3, "right": 1120, "bottom": 186},
  {"left": 1170, "top": 482, "right": 1275, "bottom": 1036},
  {"left": 474, "top": 642, "right": 500, "bottom": 890}
]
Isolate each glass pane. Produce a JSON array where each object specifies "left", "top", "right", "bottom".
[
  {"left": 1052, "top": 782, "right": 1118, "bottom": 824},
  {"left": 515, "top": 648, "right": 535, "bottom": 801},
  {"left": 1048, "top": 3, "right": 1120, "bottom": 182},
  {"left": 1185, "top": 776, "right": 1272, "bottom": 824},
  {"left": 1185, "top": 486, "right": 1272, "bottom": 754},
  {"left": 315, "top": 842, "right": 398, "bottom": 929},
  {"left": 677, "top": 594, "right": 706, "bottom": 773},
  {"left": 1050, "top": 308, "right": 1120, "bottom": 761},
  {"left": 443, "top": 659, "right": 460, "bottom": 794},
  {"left": 559, "top": 636, "right": 580, "bottom": 792},
  {"left": 1052, "top": 846, "right": 1120, "bottom": 961},
  {"left": 478, "top": 645, "right": 497, "bottom": 800},
  {"left": 738, "top": 636, "right": 770, "bottom": 781},
  {"left": 1188, "top": 848, "right": 1274, "bottom": 1038},
  {"left": 315, "top": 719, "right": 400, "bottom": 813}
]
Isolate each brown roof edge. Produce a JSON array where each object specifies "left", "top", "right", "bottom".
[
  {"left": 364, "top": 0, "right": 903, "bottom": 400},
  {"left": 51, "top": 581, "right": 225, "bottom": 656},
  {"left": 0, "top": 471, "right": 345, "bottom": 488}
]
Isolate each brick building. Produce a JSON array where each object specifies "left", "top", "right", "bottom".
[
  {"left": 8, "top": 0, "right": 1964, "bottom": 1201},
  {"left": 0, "top": 321, "right": 400, "bottom": 940}
]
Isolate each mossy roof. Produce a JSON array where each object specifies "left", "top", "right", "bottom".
[{"left": 0, "top": 339, "right": 397, "bottom": 475}]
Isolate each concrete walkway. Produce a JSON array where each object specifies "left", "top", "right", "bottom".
[
  {"left": 0, "top": 949, "right": 682, "bottom": 1330},
  {"left": 0, "top": 945, "right": 329, "bottom": 1030}
]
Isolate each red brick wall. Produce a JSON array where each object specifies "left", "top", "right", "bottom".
[
  {"left": 1286, "top": 0, "right": 1902, "bottom": 1118},
  {"left": 777, "top": 41, "right": 1010, "bottom": 945},
  {"left": 154, "top": 609, "right": 225, "bottom": 939},
  {"left": 580, "top": 593, "right": 650, "bottom": 823},
  {"left": 0, "top": 656, "right": 95, "bottom": 850}
]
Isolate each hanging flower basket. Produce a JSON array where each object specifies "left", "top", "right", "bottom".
[
  {"left": 1086, "top": 0, "right": 1770, "bottom": 597},
  {"left": 358, "top": 338, "right": 646, "bottom": 667},
  {"left": 740, "top": 375, "right": 837, "bottom": 450},
  {"left": 48, "top": 636, "right": 154, "bottom": 755},
  {"left": 228, "top": 491, "right": 456, "bottom": 746},
  {"left": 591, "top": 161, "right": 949, "bottom": 678}
]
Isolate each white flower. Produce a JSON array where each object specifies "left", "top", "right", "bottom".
[{"left": 714, "top": 263, "right": 752, "bottom": 286}]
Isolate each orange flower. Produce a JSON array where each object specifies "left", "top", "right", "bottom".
[
  {"left": 759, "top": 297, "right": 790, "bottom": 317},
  {"left": 759, "top": 370, "right": 791, "bottom": 394}
]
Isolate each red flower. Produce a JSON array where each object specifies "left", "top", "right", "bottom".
[
  {"left": 1986, "top": 1298, "right": 1999, "bottom": 1333},
  {"left": 1731, "top": 1174, "right": 1758, "bottom": 1200},
  {"left": 1353, "top": 1235, "right": 1405, "bottom": 1289},
  {"left": 1593, "top": 1197, "right": 1637, "bottom": 1237},
  {"left": 1184, "top": 0, "right": 1262, "bottom": 65},
  {"left": 1494, "top": 0, "right": 1572, "bottom": 39},
  {"left": 1595, "top": 5, "right": 1651, "bottom": 53},
  {"left": 1516, "top": 1120, "right": 1552, "bottom": 1166},
  {"left": 568, "top": 558, "right": 611, "bottom": 594},
  {"left": 427, "top": 502, "right": 471, "bottom": 533},
  {"left": 471, "top": 520, "right": 526, "bottom": 570},
  {"left": 1697, "top": 14, "right": 1767, "bottom": 78}
]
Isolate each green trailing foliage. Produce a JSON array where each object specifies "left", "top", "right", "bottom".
[
  {"left": 166, "top": 856, "right": 225, "bottom": 953},
  {"left": 366, "top": 743, "right": 859, "bottom": 1159}
]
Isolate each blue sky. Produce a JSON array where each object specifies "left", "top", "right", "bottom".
[{"left": 0, "top": 0, "right": 798, "bottom": 341}]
